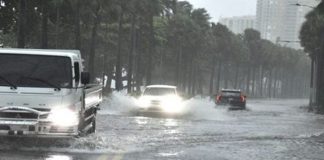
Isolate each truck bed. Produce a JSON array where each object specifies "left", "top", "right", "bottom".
[{"left": 84, "top": 84, "right": 103, "bottom": 110}]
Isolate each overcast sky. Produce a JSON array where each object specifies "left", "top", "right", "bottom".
[{"left": 186, "top": 0, "right": 257, "bottom": 22}]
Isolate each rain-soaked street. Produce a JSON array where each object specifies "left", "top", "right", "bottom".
[{"left": 1, "top": 94, "right": 324, "bottom": 160}]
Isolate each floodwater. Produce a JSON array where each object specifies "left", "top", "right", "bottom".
[{"left": 0, "top": 93, "right": 324, "bottom": 160}]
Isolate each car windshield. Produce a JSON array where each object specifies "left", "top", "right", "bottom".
[
  {"left": 144, "top": 88, "right": 176, "bottom": 96},
  {"left": 0, "top": 54, "right": 72, "bottom": 88}
]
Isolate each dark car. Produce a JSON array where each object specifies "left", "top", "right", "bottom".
[{"left": 215, "top": 89, "right": 246, "bottom": 110}]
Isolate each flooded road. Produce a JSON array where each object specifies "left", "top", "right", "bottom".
[{"left": 1, "top": 95, "right": 324, "bottom": 160}]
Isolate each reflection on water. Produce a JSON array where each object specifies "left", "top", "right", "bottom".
[
  {"left": 163, "top": 119, "right": 178, "bottom": 127},
  {"left": 163, "top": 119, "right": 181, "bottom": 135},
  {"left": 158, "top": 151, "right": 183, "bottom": 157},
  {"left": 46, "top": 155, "right": 72, "bottom": 160},
  {"left": 135, "top": 117, "right": 149, "bottom": 125}
]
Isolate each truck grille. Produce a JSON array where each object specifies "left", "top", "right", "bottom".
[
  {"left": 0, "top": 108, "right": 50, "bottom": 119},
  {"left": 0, "top": 112, "right": 38, "bottom": 119},
  {"left": 50, "top": 126, "right": 74, "bottom": 133}
]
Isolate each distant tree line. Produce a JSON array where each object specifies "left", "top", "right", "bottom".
[
  {"left": 0, "top": 0, "right": 310, "bottom": 98},
  {"left": 300, "top": 0, "right": 324, "bottom": 112}
]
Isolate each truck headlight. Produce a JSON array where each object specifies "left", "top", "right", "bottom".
[{"left": 48, "top": 108, "right": 79, "bottom": 127}]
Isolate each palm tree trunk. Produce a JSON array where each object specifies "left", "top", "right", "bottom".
[
  {"left": 216, "top": 60, "right": 222, "bottom": 92},
  {"left": 246, "top": 65, "right": 251, "bottom": 95},
  {"left": 17, "top": 0, "right": 26, "bottom": 48},
  {"left": 135, "top": 27, "right": 143, "bottom": 94},
  {"left": 234, "top": 63, "right": 240, "bottom": 89},
  {"left": 175, "top": 46, "right": 182, "bottom": 86},
  {"left": 272, "top": 69, "right": 278, "bottom": 98},
  {"left": 55, "top": 4, "right": 60, "bottom": 48},
  {"left": 88, "top": 3, "right": 101, "bottom": 82},
  {"left": 209, "top": 56, "right": 216, "bottom": 95},
  {"left": 116, "top": 2, "right": 124, "bottom": 91},
  {"left": 127, "top": 14, "right": 136, "bottom": 93},
  {"left": 191, "top": 66, "right": 197, "bottom": 96},
  {"left": 224, "top": 63, "right": 229, "bottom": 89},
  {"left": 41, "top": 0, "right": 48, "bottom": 49},
  {"left": 188, "top": 61, "right": 193, "bottom": 95},
  {"left": 105, "top": 63, "right": 114, "bottom": 94},
  {"left": 146, "top": 11, "right": 155, "bottom": 85},
  {"left": 316, "top": 27, "right": 324, "bottom": 111},
  {"left": 74, "top": 0, "right": 81, "bottom": 50},
  {"left": 310, "top": 57, "right": 315, "bottom": 106},
  {"left": 260, "top": 66, "right": 264, "bottom": 97},
  {"left": 268, "top": 69, "right": 272, "bottom": 98},
  {"left": 198, "top": 71, "right": 203, "bottom": 95},
  {"left": 182, "top": 57, "right": 188, "bottom": 92},
  {"left": 251, "top": 67, "right": 256, "bottom": 96}
]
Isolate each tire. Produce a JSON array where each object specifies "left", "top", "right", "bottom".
[
  {"left": 77, "top": 112, "right": 86, "bottom": 137},
  {"left": 88, "top": 115, "right": 96, "bottom": 134},
  {"left": 242, "top": 104, "right": 246, "bottom": 110}
]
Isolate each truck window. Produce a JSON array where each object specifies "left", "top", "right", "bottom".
[
  {"left": 0, "top": 54, "right": 72, "bottom": 88},
  {"left": 74, "top": 62, "right": 80, "bottom": 85}
]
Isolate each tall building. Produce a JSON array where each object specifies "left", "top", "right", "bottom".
[
  {"left": 256, "top": 0, "right": 319, "bottom": 49},
  {"left": 256, "top": 0, "right": 282, "bottom": 42},
  {"left": 219, "top": 16, "right": 256, "bottom": 34}
]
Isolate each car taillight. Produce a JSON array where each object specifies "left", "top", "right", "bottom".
[
  {"left": 240, "top": 95, "right": 245, "bottom": 102},
  {"left": 216, "top": 95, "right": 222, "bottom": 103}
]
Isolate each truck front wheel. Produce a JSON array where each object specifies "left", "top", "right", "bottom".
[
  {"left": 88, "top": 115, "right": 96, "bottom": 134},
  {"left": 77, "top": 111, "right": 86, "bottom": 137}
]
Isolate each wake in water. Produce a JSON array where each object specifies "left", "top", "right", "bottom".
[
  {"left": 99, "top": 91, "right": 138, "bottom": 116},
  {"left": 182, "top": 96, "right": 233, "bottom": 121},
  {"left": 99, "top": 92, "right": 232, "bottom": 121},
  {"left": 0, "top": 135, "right": 127, "bottom": 153}
]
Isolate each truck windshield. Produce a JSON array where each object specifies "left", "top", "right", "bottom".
[
  {"left": 144, "top": 88, "right": 176, "bottom": 96},
  {"left": 0, "top": 54, "right": 72, "bottom": 89}
]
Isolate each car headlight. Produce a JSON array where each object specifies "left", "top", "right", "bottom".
[
  {"left": 48, "top": 107, "right": 79, "bottom": 127},
  {"left": 162, "top": 95, "right": 183, "bottom": 113},
  {"left": 136, "top": 97, "right": 150, "bottom": 108}
]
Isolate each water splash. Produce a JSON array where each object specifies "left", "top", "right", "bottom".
[
  {"left": 99, "top": 92, "right": 232, "bottom": 121},
  {"left": 99, "top": 91, "right": 138, "bottom": 116},
  {"left": 181, "top": 96, "right": 233, "bottom": 121}
]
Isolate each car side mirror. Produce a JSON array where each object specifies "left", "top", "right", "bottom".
[{"left": 81, "top": 72, "right": 90, "bottom": 85}]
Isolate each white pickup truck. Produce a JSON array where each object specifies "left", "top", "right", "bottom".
[{"left": 0, "top": 49, "right": 102, "bottom": 137}]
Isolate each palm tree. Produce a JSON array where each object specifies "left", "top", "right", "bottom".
[{"left": 17, "top": 0, "right": 26, "bottom": 48}]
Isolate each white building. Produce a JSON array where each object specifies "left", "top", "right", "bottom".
[
  {"left": 219, "top": 16, "right": 256, "bottom": 34},
  {"left": 256, "top": 0, "right": 319, "bottom": 49}
]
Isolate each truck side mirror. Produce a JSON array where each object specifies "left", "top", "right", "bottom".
[{"left": 81, "top": 72, "right": 90, "bottom": 85}]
